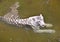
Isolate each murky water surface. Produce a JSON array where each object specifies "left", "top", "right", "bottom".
[{"left": 0, "top": 0, "right": 60, "bottom": 42}]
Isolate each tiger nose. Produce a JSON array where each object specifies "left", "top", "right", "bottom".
[{"left": 41, "top": 25, "right": 45, "bottom": 27}]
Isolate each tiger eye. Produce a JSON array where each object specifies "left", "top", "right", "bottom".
[{"left": 32, "top": 18, "right": 35, "bottom": 21}]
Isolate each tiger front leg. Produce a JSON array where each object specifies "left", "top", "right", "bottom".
[{"left": 44, "top": 23, "right": 53, "bottom": 27}]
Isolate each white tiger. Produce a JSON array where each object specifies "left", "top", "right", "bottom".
[{"left": 0, "top": 2, "right": 55, "bottom": 33}]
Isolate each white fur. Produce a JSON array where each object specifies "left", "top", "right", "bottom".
[{"left": 15, "top": 14, "right": 55, "bottom": 33}]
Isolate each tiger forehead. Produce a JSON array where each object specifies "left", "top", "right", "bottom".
[
  {"left": 36, "top": 16, "right": 40, "bottom": 19},
  {"left": 32, "top": 16, "right": 40, "bottom": 21},
  {"left": 32, "top": 18, "right": 35, "bottom": 21}
]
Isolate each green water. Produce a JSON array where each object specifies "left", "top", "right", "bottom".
[{"left": 0, "top": 0, "right": 60, "bottom": 42}]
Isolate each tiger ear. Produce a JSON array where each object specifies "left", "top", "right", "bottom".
[{"left": 40, "top": 14, "right": 42, "bottom": 16}]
